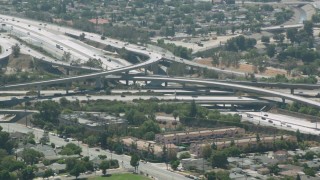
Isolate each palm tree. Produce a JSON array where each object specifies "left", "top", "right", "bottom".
[{"left": 173, "top": 110, "right": 179, "bottom": 130}]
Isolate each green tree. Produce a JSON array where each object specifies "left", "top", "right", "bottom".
[
  {"left": 173, "top": 110, "right": 179, "bottom": 120},
  {"left": 65, "top": 158, "right": 77, "bottom": 171},
  {"left": 286, "top": 29, "right": 297, "bottom": 44},
  {"left": 296, "top": 129, "right": 303, "bottom": 142},
  {"left": 70, "top": 163, "right": 86, "bottom": 179},
  {"left": 303, "top": 166, "right": 316, "bottom": 177},
  {"left": 190, "top": 100, "right": 197, "bottom": 117},
  {"left": 21, "top": 148, "right": 44, "bottom": 165},
  {"left": 211, "top": 151, "right": 228, "bottom": 168},
  {"left": 98, "top": 155, "right": 107, "bottom": 160},
  {"left": 62, "top": 52, "right": 71, "bottom": 62},
  {"left": 268, "top": 164, "right": 280, "bottom": 175},
  {"left": 303, "top": 21, "right": 313, "bottom": 36},
  {"left": 0, "top": 126, "right": 14, "bottom": 153},
  {"left": 216, "top": 171, "right": 231, "bottom": 180},
  {"left": 43, "top": 168, "right": 54, "bottom": 178},
  {"left": 172, "top": 110, "right": 179, "bottom": 129},
  {"left": 12, "top": 43, "right": 20, "bottom": 58},
  {"left": 0, "top": 156, "right": 25, "bottom": 172},
  {"left": 20, "top": 166, "right": 37, "bottom": 180},
  {"left": 261, "top": 36, "right": 270, "bottom": 43},
  {"left": 256, "top": 133, "right": 261, "bottom": 142},
  {"left": 99, "top": 160, "right": 110, "bottom": 176},
  {"left": 40, "top": 131, "right": 49, "bottom": 145},
  {"left": 60, "top": 143, "right": 82, "bottom": 155},
  {"left": 79, "top": 33, "right": 86, "bottom": 41},
  {"left": 0, "top": 170, "right": 11, "bottom": 180},
  {"left": 266, "top": 44, "right": 276, "bottom": 58},
  {"left": 130, "top": 153, "right": 140, "bottom": 173},
  {"left": 212, "top": 54, "right": 220, "bottom": 67},
  {"left": 231, "top": 26, "right": 236, "bottom": 34},
  {"left": 296, "top": 174, "right": 301, "bottom": 180},
  {"left": 205, "top": 171, "right": 216, "bottom": 180},
  {"left": 179, "top": 152, "right": 191, "bottom": 159},
  {"left": 304, "top": 151, "right": 316, "bottom": 160},
  {"left": 0, "top": 149, "right": 7, "bottom": 161},
  {"left": 34, "top": 100, "right": 62, "bottom": 124},
  {"left": 170, "top": 160, "right": 180, "bottom": 170},
  {"left": 84, "top": 135, "right": 98, "bottom": 147},
  {"left": 202, "top": 144, "right": 212, "bottom": 159}
]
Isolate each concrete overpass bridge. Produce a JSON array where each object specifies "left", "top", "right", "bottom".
[
  {"left": 261, "top": 24, "right": 303, "bottom": 31},
  {"left": 104, "top": 75, "right": 320, "bottom": 109},
  {"left": 1, "top": 69, "right": 320, "bottom": 108},
  {"left": 0, "top": 109, "right": 38, "bottom": 114},
  {"left": 106, "top": 74, "right": 320, "bottom": 93}
]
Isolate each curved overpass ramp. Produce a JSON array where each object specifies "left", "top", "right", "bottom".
[
  {"left": 107, "top": 75, "right": 320, "bottom": 109},
  {"left": 0, "top": 36, "right": 12, "bottom": 60},
  {"left": 0, "top": 56, "right": 159, "bottom": 89}
]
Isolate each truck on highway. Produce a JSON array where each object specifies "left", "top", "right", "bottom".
[{"left": 56, "top": 44, "right": 60, "bottom": 49}]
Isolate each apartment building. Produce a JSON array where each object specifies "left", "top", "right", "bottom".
[
  {"left": 190, "top": 135, "right": 297, "bottom": 157},
  {"left": 155, "top": 127, "right": 245, "bottom": 145},
  {"left": 121, "top": 137, "right": 178, "bottom": 157}
]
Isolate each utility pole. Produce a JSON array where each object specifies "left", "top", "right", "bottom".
[{"left": 25, "top": 102, "right": 27, "bottom": 127}]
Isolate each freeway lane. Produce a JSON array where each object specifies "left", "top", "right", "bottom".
[
  {"left": 237, "top": 111, "right": 320, "bottom": 135},
  {"left": 0, "top": 15, "right": 254, "bottom": 78},
  {"left": 1, "top": 33, "right": 101, "bottom": 71},
  {"left": 1, "top": 14, "right": 272, "bottom": 78}
]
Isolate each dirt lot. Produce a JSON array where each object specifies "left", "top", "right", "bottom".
[
  {"left": 195, "top": 58, "right": 287, "bottom": 77},
  {"left": 4, "top": 54, "right": 33, "bottom": 74}
]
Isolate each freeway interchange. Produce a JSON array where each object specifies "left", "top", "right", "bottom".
[{"left": 1, "top": 14, "right": 320, "bottom": 180}]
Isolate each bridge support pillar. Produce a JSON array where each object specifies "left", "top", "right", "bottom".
[
  {"left": 133, "top": 80, "right": 136, "bottom": 85},
  {"left": 95, "top": 77, "right": 103, "bottom": 89},
  {"left": 144, "top": 68, "right": 147, "bottom": 75},
  {"left": 164, "top": 82, "right": 168, "bottom": 87},
  {"left": 282, "top": 98, "right": 285, "bottom": 104},
  {"left": 37, "top": 85, "right": 41, "bottom": 97},
  {"left": 182, "top": 83, "right": 186, "bottom": 88},
  {"left": 126, "top": 80, "right": 129, "bottom": 86},
  {"left": 66, "top": 83, "right": 70, "bottom": 94},
  {"left": 290, "top": 88, "right": 294, "bottom": 94},
  {"left": 231, "top": 104, "right": 235, "bottom": 110},
  {"left": 66, "top": 68, "right": 70, "bottom": 76}
]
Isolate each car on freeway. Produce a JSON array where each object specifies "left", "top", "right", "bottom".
[{"left": 121, "top": 94, "right": 126, "bottom": 97}]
